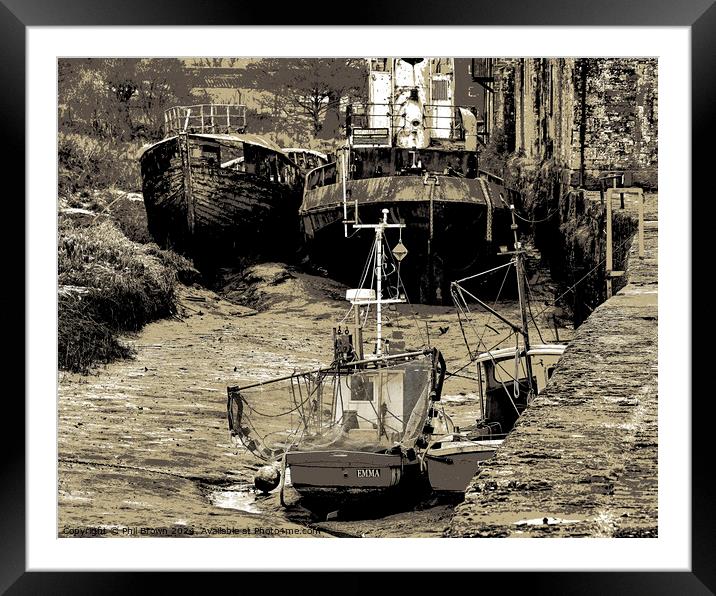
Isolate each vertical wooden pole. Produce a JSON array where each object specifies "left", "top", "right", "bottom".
[
  {"left": 605, "top": 188, "right": 613, "bottom": 298},
  {"left": 180, "top": 134, "right": 195, "bottom": 249},
  {"left": 183, "top": 108, "right": 191, "bottom": 133},
  {"left": 638, "top": 189, "right": 645, "bottom": 258}
]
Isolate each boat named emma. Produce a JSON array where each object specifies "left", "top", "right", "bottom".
[
  {"left": 300, "top": 58, "right": 517, "bottom": 304},
  {"left": 226, "top": 205, "right": 567, "bottom": 515},
  {"left": 139, "top": 104, "right": 306, "bottom": 269},
  {"left": 227, "top": 209, "right": 446, "bottom": 513}
]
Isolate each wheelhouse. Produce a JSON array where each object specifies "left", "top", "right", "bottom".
[{"left": 475, "top": 344, "right": 566, "bottom": 436}]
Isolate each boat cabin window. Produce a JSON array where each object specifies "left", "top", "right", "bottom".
[
  {"left": 305, "top": 153, "right": 321, "bottom": 170},
  {"left": 432, "top": 58, "right": 452, "bottom": 74},
  {"left": 268, "top": 155, "right": 279, "bottom": 182},
  {"left": 192, "top": 142, "right": 220, "bottom": 167},
  {"left": 219, "top": 142, "right": 245, "bottom": 171},
  {"left": 431, "top": 79, "right": 450, "bottom": 101},
  {"left": 334, "top": 369, "right": 412, "bottom": 438},
  {"left": 484, "top": 357, "right": 529, "bottom": 387},
  {"left": 351, "top": 377, "right": 374, "bottom": 402},
  {"left": 370, "top": 58, "right": 389, "bottom": 72}
]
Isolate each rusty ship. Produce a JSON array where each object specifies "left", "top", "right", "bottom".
[
  {"left": 300, "top": 58, "right": 518, "bottom": 304},
  {"left": 139, "top": 104, "right": 307, "bottom": 270}
]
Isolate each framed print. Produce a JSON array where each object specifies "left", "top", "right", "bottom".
[{"left": 8, "top": 0, "right": 710, "bottom": 591}]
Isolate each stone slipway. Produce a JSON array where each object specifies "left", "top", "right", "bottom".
[{"left": 447, "top": 201, "right": 658, "bottom": 538}]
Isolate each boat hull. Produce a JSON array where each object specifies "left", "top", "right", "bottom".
[
  {"left": 140, "top": 134, "right": 303, "bottom": 270},
  {"left": 286, "top": 450, "right": 425, "bottom": 512},
  {"left": 300, "top": 175, "right": 514, "bottom": 304},
  {"left": 425, "top": 440, "right": 502, "bottom": 492}
]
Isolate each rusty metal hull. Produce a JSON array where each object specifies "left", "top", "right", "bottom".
[
  {"left": 140, "top": 135, "right": 302, "bottom": 268},
  {"left": 300, "top": 175, "right": 514, "bottom": 304}
]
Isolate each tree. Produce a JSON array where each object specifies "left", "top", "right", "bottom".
[
  {"left": 58, "top": 58, "right": 196, "bottom": 141},
  {"left": 240, "top": 58, "right": 367, "bottom": 138}
]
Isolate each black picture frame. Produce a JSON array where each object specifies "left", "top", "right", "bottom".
[{"left": 7, "top": 0, "right": 707, "bottom": 592}]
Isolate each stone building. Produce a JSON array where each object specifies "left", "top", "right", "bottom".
[{"left": 484, "top": 58, "right": 657, "bottom": 189}]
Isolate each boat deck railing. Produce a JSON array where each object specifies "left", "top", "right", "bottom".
[
  {"left": 304, "top": 161, "right": 337, "bottom": 193},
  {"left": 164, "top": 104, "right": 247, "bottom": 136},
  {"left": 347, "top": 102, "right": 479, "bottom": 145}
]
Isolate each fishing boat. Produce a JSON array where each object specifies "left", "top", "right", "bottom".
[
  {"left": 421, "top": 201, "right": 566, "bottom": 492},
  {"left": 299, "top": 58, "right": 517, "bottom": 304},
  {"left": 139, "top": 104, "right": 305, "bottom": 269},
  {"left": 227, "top": 209, "right": 447, "bottom": 513}
]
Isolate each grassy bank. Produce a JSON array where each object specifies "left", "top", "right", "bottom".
[
  {"left": 58, "top": 132, "right": 142, "bottom": 198},
  {"left": 58, "top": 218, "right": 198, "bottom": 373}
]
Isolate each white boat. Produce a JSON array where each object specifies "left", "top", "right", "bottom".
[
  {"left": 421, "top": 200, "right": 567, "bottom": 493},
  {"left": 227, "top": 209, "right": 446, "bottom": 513}
]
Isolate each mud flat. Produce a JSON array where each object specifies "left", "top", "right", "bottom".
[
  {"left": 59, "top": 263, "right": 573, "bottom": 538},
  {"left": 448, "top": 194, "right": 658, "bottom": 538}
]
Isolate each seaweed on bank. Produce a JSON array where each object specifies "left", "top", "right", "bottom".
[{"left": 58, "top": 219, "right": 199, "bottom": 373}]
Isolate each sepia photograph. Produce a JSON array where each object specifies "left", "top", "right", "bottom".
[
  {"left": 1, "top": 0, "right": 705, "bottom": 583},
  {"left": 56, "top": 55, "right": 659, "bottom": 540}
]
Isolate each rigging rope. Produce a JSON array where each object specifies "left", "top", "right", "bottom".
[{"left": 531, "top": 232, "right": 636, "bottom": 322}]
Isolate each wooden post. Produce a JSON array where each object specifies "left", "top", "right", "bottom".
[
  {"left": 183, "top": 108, "right": 191, "bottom": 133},
  {"left": 638, "top": 189, "right": 645, "bottom": 258},
  {"left": 605, "top": 187, "right": 613, "bottom": 299}
]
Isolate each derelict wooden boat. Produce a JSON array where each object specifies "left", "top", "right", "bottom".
[
  {"left": 299, "top": 58, "right": 517, "bottom": 304},
  {"left": 139, "top": 104, "right": 304, "bottom": 267}
]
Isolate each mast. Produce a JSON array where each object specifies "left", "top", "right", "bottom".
[
  {"left": 352, "top": 209, "right": 406, "bottom": 357},
  {"left": 376, "top": 222, "right": 383, "bottom": 355},
  {"left": 508, "top": 201, "right": 535, "bottom": 398}
]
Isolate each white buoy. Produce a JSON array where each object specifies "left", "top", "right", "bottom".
[{"left": 254, "top": 464, "right": 281, "bottom": 493}]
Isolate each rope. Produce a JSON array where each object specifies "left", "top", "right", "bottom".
[
  {"left": 531, "top": 232, "right": 635, "bottom": 322},
  {"left": 503, "top": 188, "right": 572, "bottom": 225},
  {"left": 526, "top": 280, "right": 547, "bottom": 344},
  {"left": 479, "top": 177, "right": 494, "bottom": 242},
  {"left": 513, "top": 207, "right": 560, "bottom": 224}
]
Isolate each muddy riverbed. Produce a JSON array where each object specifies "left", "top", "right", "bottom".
[{"left": 59, "top": 263, "right": 573, "bottom": 538}]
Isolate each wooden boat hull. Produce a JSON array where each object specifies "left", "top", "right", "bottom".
[
  {"left": 300, "top": 175, "right": 514, "bottom": 304},
  {"left": 140, "top": 134, "right": 303, "bottom": 269}
]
